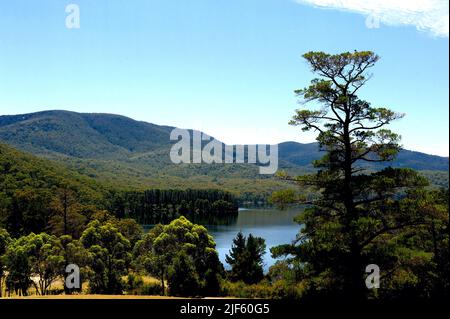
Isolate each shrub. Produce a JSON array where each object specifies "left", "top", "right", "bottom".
[
  {"left": 140, "top": 282, "right": 163, "bottom": 296},
  {"left": 221, "top": 280, "right": 305, "bottom": 299}
]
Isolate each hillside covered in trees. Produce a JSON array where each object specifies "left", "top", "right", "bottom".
[
  {"left": 0, "top": 111, "right": 447, "bottom": 202},
  {"left": 0, "top": 143, "right": 238, "bottom": 237}
]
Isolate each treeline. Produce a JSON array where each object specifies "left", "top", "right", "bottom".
[
  {"left": 2, "top": 187, "right": 447, "bottom": 299},
  {"left": 0, "top": 214, "right": 266, "bottom": 298},
  {"left": 109, "top": 189, "right": 238, "bottom": 224},
  {"left": 0, "top": 143, "right": 110, "bottom": 237},
  {"left": 1, "top": 143, "right": 239, "bottom": 236}
]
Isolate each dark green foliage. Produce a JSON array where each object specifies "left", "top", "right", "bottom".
[
  {"left": 114, "top": 218, "right": 144, "bottom": 247},
  {"left": 81, "top": 220, "right": 132, "bottom": 294},
  {"left": 4, "top": 232, "right": 64, "bottom": 296},
  {"left": 0, "top": 228, "right": 11, "bottom": 297},
  {"left": 4, "top": 243, "right": 32, "bottom": 296},
  {"left": 124, "top": 273, "right": 144, "bottom": 295},
  {"left": 114, "top": 189, "right": 238, "bottom": 224},
  {"left": 0, "top": 143, "right": 109, "bottom": 237},
  {"left": 0, "top": 111, "right": 446, "bottom": 204},
  {"left": 140, "top": 282, "right": 164, "bottom": 296},
  {"left": 0, "top": 111, "right": 292, "bottom": 201},
  {"left": 226, "top": 232, "right": 266, "bottom": 284},
  {"left": 225, "top": 232, "right": 246, "bottom": 281},
  {"left": 420, "top": 170, "right": 449, "bottom": 189},
  {"left": 269, "top": 189, "right": 298, "bottom": 209},
  {"left": 133, "top": 216, "right": 223, "bottom": 297},
  {"left": 59, "top": 235, "right": 89, "bottom": 294},
  {"left": 0, "top": 111, "right": 172, "bottom": 159},
  {"left": 272, "top": 51, "right": 449, "bottom": 301},
  {"left": 167, "top": 251, "right": 201, "bottom": 297},
  {"left": 0, "top": 143, "right": 237, "bottom": 239},
  {"left": 221, "top": 279, "right": 305, "bottom": 299}
]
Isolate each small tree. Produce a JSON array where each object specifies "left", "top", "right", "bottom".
[
  {"left": 81, "top": 220, "right": 131, "bottom": 294},
  {"left": 133, "top": 216, "right": 222, "bottom": 297},
  {"left": 167, "top": 251, "right": 201, "bottom": 297},
  {"left": 225, "top": 232, "right": 247, "bottom": 281},
  {"left": 30, "top": 233, "right": 65, "bottom": 295},
  {"left": 0, "top": 228, "right": 11, "bottom": 297},
  {"left": 60, "top": 235, "right": 88, "bottom": 294},
  {"left": 226, "top": 232, "right": 266, "bottom": 284},
  {"left": 133, "top": 224, "right": 168, "bottom": 295},
  {"left": 4, "top": 245, "right": 32, "bottom": 296},
  {"left": 246, "top": 234, "right": 266, "bottom": 284},
  {"left": 5, "top": 233, "right": 64, "bottom": 296}
]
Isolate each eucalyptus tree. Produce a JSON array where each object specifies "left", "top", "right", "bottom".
[
  {"left": 0, "top": 228, "right": 11, "bottom": 297},
  {"left": 4, "top": 233, "right": 64, "bottom": 296},
  {"left": 133, "top": 216, "right": 222, "bottom": 296},
  {"left": 81, "top": 220, "right": 131, "bottom": 294}
]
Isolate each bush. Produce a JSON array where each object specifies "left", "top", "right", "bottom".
[
  {"left": 221, "top": 280, "right": 306, "bottom": 299},
  {"left": 124, "top": 273, "right": 144, "bottom": 295},
  {"left": 141, "top": 282, "right": 163, "bottom": 296},
  {"left": 168, "top": 252, "right": 201, "bottom": 297},
  {"left": 124, "top": 274, "right": 164, "bottom": 296}
]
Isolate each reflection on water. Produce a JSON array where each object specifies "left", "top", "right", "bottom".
[
  {"left": 207, "top": 208, "right": 304, "bottom": 272},
  {"left": 143, "top": 207, "right": 304, "bottom": 272}
]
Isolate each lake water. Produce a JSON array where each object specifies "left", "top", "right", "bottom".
[
  {"left": 206, "top": 208, "right": 304, "bottom": 272},
  {"left": 143, "top": 207, "right": 304, "bottom": 272}
]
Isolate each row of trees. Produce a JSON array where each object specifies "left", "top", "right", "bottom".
[
  {"left": 108, "top": 189, "right": 238, "bottom": 224},
  {"left": 0, "top": 212, "right": 142, "bottom": 297},
  {"left": 0, "top": 212, "right": 268, "bottom": 298},
  {"left": 0, "top": 179, "right": 238, "bottom": 239}
]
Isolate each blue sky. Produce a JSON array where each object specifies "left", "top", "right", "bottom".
[{"left": 0, "top": 0, "right": 448, "bottom": 156}]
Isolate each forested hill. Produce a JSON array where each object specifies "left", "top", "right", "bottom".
[
  {"left": 278, "top": 142, "right": 449, "bottom": 171},
  {"left": 0, "top": 142, "right": 110, "bottom": 235},
  {"left": 0, "top": 110, "right": 174, "bottom": 158},
  {"left": 0, "top": 142, "right": 108, "bottom": 202},
  {"left": 0, "top": 110, "right": 448, "bottom": 193},
  {"left": 1, "top": 110, "right": 448, "bottom": 169}
]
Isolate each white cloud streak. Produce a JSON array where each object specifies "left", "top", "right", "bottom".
[{"left": 295, "top": 0, "right": 449, "bottom": 37}]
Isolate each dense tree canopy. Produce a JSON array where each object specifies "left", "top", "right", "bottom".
[
  {"left": 134, "top": 216, "right": 223, "bottom": 296},
  {"left": 272, "top": 51, "right": 449, "bottom": 300},
  {"left": 112, "top": 189, "right": 238, "bottom": 225},
  {"left": 81, "top": 221, "right": 132, "bottom": 294},
  {"left": 4, "top": 232, "right": 65, "bottom": 296}
]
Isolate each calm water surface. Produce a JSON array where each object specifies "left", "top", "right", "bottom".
[
  {"left": 206, "top": 208, "right": 303, "bottom": 271},
  {"left": 144, "top": 208, "right": 304, "bottom": 272}
]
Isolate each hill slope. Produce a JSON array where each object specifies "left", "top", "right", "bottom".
[
  {"left": 0, "top": 110, "right": 448, "bottom": 195},
  {"left": 0, "top": 142, "right": 111, "bottom": 235}
]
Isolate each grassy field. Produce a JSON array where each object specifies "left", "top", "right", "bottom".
[{"left": 0, "top": 275, "right": 165, "bottom": 299}]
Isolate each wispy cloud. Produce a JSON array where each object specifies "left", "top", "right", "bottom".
[{"left": 295, "top": 0, "right": 449, "bottom": 37}]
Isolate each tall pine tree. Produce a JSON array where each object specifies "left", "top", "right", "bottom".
[{"left": 272, "top": 51, "right": 437, "bottom": 300}]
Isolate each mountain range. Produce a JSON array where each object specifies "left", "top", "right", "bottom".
[{"left": 0, "top": 110, "right": 448, "bottom": 197}]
